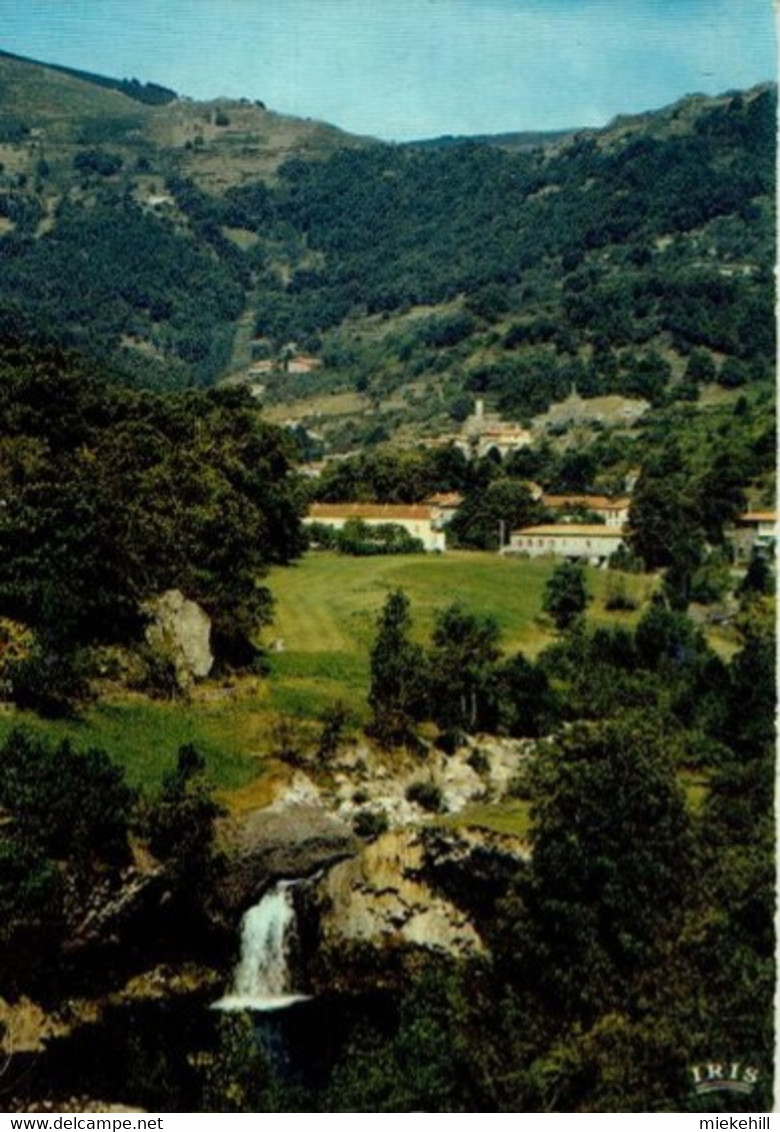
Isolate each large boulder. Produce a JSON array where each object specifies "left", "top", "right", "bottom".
[
  {"left": 141, "top": 589, "right": 213, "bottom": 688},
  {"left": 219, "top": 803, "right": 359, "bottom": 914}
]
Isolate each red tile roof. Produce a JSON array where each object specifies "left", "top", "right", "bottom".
[
  {"left": 425, "top": 492, "right": 463, "bottom": 507},
  {"left": 737, "top": 511, "right": 777, "bottom": 524},
  {"left": 514, "top": 524, "right": 626, "bottom": 537},
  {"left": 308, "top": 503, "right": 434, "bottom": 521},
  {"left": 542, "top": 494, "right": 630, "bottom": 510}
]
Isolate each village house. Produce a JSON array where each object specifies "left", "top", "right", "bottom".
[
  {"left": 305, "top": 502, "right": 446, "bottom": 552},
  {"left": 541, "top": 494, "right": 631, "bottom": 527},
  {"left": 425, "top": 492, "right": 463, "bottom": 530},
  {"left": 503, "top": 523, "right": 626, "bottom": 566},
  {"left": 730, "top": 511, "right": 777, "bottom": 561},
  {"left": 422, "top": 399, "right": 533, "bottom": 460}
]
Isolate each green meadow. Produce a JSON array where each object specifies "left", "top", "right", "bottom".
[{"left": 0, "top": 551, "right": 651, "bottom": 794}]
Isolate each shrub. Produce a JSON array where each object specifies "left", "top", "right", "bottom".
[
  {"left": 604, "top": 575, "right": 638, "bottom": 612},
  {"left": 467, "top": 748, "right": 490, "bottom": 776},
  {"left": 128, "top": 644, "right": 182, "bottom": 699},
  {"left": 317, "top": 700, "right": 353, "bottom": 759},
  {"left": 353, "top": 809, "right": 389, "bottom": 840},
  {"left": 406, "top": 781, "right": 444, "bottom": 813},
  {"left": 436, "top": 729, "right": 466, "bottom": 756},
  {"left": 8, "top": 642, "right": 91, "bottom": 718},
  {"left": 73, "top": 149, "right": 123, "bottom": 177},
  {"left": 270, "top": 714, "right": 309, "bottom": 767},
  {"left": 0, "top": 729, "right": 134, "bottom": 866},
  {"left": 146, "top": 744, "right": 222, "bottom": 894}
]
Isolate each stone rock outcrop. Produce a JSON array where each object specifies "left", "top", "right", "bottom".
[
  {"left": 219, "top": 803, "right": 359, "bottom": 914},
  {"left": 141, "top": 589, "right": 213, "bottom": 688},
  {"left": 64, "top": 866, "right": 167, "bottom": 954},
  {"left": 313, "top": 828, "right": 484, "bottom": 960}
]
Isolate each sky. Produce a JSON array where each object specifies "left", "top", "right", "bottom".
[{"left": 1, "top": 0, "right": 776, "bottom": 141}]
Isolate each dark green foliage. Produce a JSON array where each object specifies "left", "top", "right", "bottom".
[
  {"left": 507, "top": 713, "right": 696, "bottom": 1018},
  {"left": 405, "top": 780, "right": 444, "bottom": 813},
  {"left": 542, "top": 560, "right": 588, "bottom": 629},
  {"left": 493, "top": 652, "right": 558, "bottom": 737},
  {"left": 317, "top": 699, "right": 353, "bottom": 759},
  {"left": 147, "top": 744, "right": 222, "bottom": 894},
  {"left": 367, "top": 590, "right": 427, "bottom": 748},
  {"left": 0, "top": 348, "right": 305, "bottom": 669},
  {"left": 738, "top": 549, "right": 774, "bottom": 598},
  {"left": 0, "top": 836, "right": 63, "bottom": 949},
  {"left": 309, "top": 518, "right": 425, "bottom": 556},
  {"left": 0, "top": 83, "right": 772, "bottom": 411},
  {"left": 449, "top": 478, "right": 541, "bottom": 550},
  {"left": 324, "top": 970, "right": 482, "bottom": 1112},
  {"left": 0, "top": 728, "right": 133, "bottom": 866},
  {"left": 73, "top": 149, "right": 123, "bottom": 177},
  {"left": 0, "top": 116, "right": 30, "bottom": 142},
  {"left": 315, "top": 444, "right": 469, "bottom": 504},
  {"left": 426, "top": 604, "right": 502, "bottom": 731},
  {"left": 7, "top": 640, "right": 91, "bottom": 717},
  {"left": 353, "top": 809, "right": 390, "bottom": 840},
  {"left": 0, "top": 192, "right": 245, "bottom": 387}
]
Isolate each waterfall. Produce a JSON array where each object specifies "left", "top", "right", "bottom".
[{"left": 213, "top": 880, "right": 308, "bottom": 1012}]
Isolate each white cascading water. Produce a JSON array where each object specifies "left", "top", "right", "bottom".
[{"left": 213, "top": 880, "right": 308, "bottom": 1012}]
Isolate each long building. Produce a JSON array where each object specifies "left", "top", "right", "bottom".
[
  {"left": 306, "top": 502, "right": 446, "bottom": 552},
  {"left": 504, "top": 523, "right": 626, "bottom": 565}
]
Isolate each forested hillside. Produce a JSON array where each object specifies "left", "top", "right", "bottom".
[{"left": 0, "top": 51, "right": 773, "bottom": 429}]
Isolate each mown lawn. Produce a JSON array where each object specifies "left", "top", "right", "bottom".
[
  {"left": 267, "top": 549, "right": 649, "bottom": 654},
  {"left": 264, "top": 550, "right": 651, "bottom": 707}
]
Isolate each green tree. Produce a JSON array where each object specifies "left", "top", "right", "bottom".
[
  {"left": 449, "top": 478, "right": 540, "bottom": 550},
  {"left": 542, "top": 561, "right": 588, "bottom": 630},
  {"left": 503, "top": 713, "right": 695, "bottom": 1020},
  {"left": 494, "top": 652, "right": 559, "bottom": 737},
  {"left": 367, "top": 590, "right": 426, "bottom": 748},
  {"left": 427, "top": 603, "right": 502, "bottom": 731},
  {"left": 147, "top": 744, "right": 223, "bottom": 903}
]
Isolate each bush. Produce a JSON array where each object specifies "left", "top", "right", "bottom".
[
  {"left": 0, "top": 729, "right": 134, "bottom": 866},
  {"left": 270, "top": 714, "right": 309, "bottom": 767},
  {"left": 73, "top": 149, "right": 123, "bottom": 177},
  {"left": 317, "top": 700, "right": 353, "bottom": 759},
  {"left": 353, "top": 809, "right": 389, "bottom": 840},
  {"left": 608, "top": 545, "right": 645, "bottom": 573},
  {"left": 436, "top": 728, "right": 466, "bottom": 756},
  {"left": 8, "top": 642, "right": 91, "bottom": 718},
  {"left": 406, "top": 781, "right": 444, "bottom": 813},
  {"left": 146, "top": 744, "right": 222, "bottom": 895},
  {"left": 604, "top": 575, "right": 638, "bottom": 612},
  {"left": 466, "top": 748, "right": 490, "bottom": 776},
  {"left": 128, "top": 644, "right": 182, "bottom": 699}
]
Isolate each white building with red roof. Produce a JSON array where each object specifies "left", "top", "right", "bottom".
[
  {"left": 504, "top": 523, "right": 626, "bottom": 565},
  {"left": 306, "top": 503, "right": 446, "bottom": 552}
]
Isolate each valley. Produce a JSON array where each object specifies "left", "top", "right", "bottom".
[{"left": 0, "top": 49, "right": 774, "bottom": 1114}]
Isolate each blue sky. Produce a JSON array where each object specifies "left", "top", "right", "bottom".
[{"left": 2, "top": 0, "right": 775, "bottom": 140}]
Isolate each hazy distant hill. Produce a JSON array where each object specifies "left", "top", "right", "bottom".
[
  {"left": 408, "top": 128, "right": 575, "bottom": 152},
  {"left": 0, "top": 48, "right": 178, "bottom": 105},
  {"left": 0, "top": 50, "right": 773, "bottom": 428}
]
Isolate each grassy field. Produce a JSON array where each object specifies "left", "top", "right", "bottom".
[
  {"left": 266, "top": 549, "right": 651, "bottom": 659},
  {"left": 262, "top": 550, "right": 654, "bottom": 735},
  {"left": 0, "top": 551, "right": 652, "bottom": 795},
  {"left": 0, "top": 693, "right": 274, "bottom": 796}
]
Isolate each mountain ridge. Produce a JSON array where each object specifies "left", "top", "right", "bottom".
[{"left": 0, "top": 49, "right": 773, "bottom": 445}]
